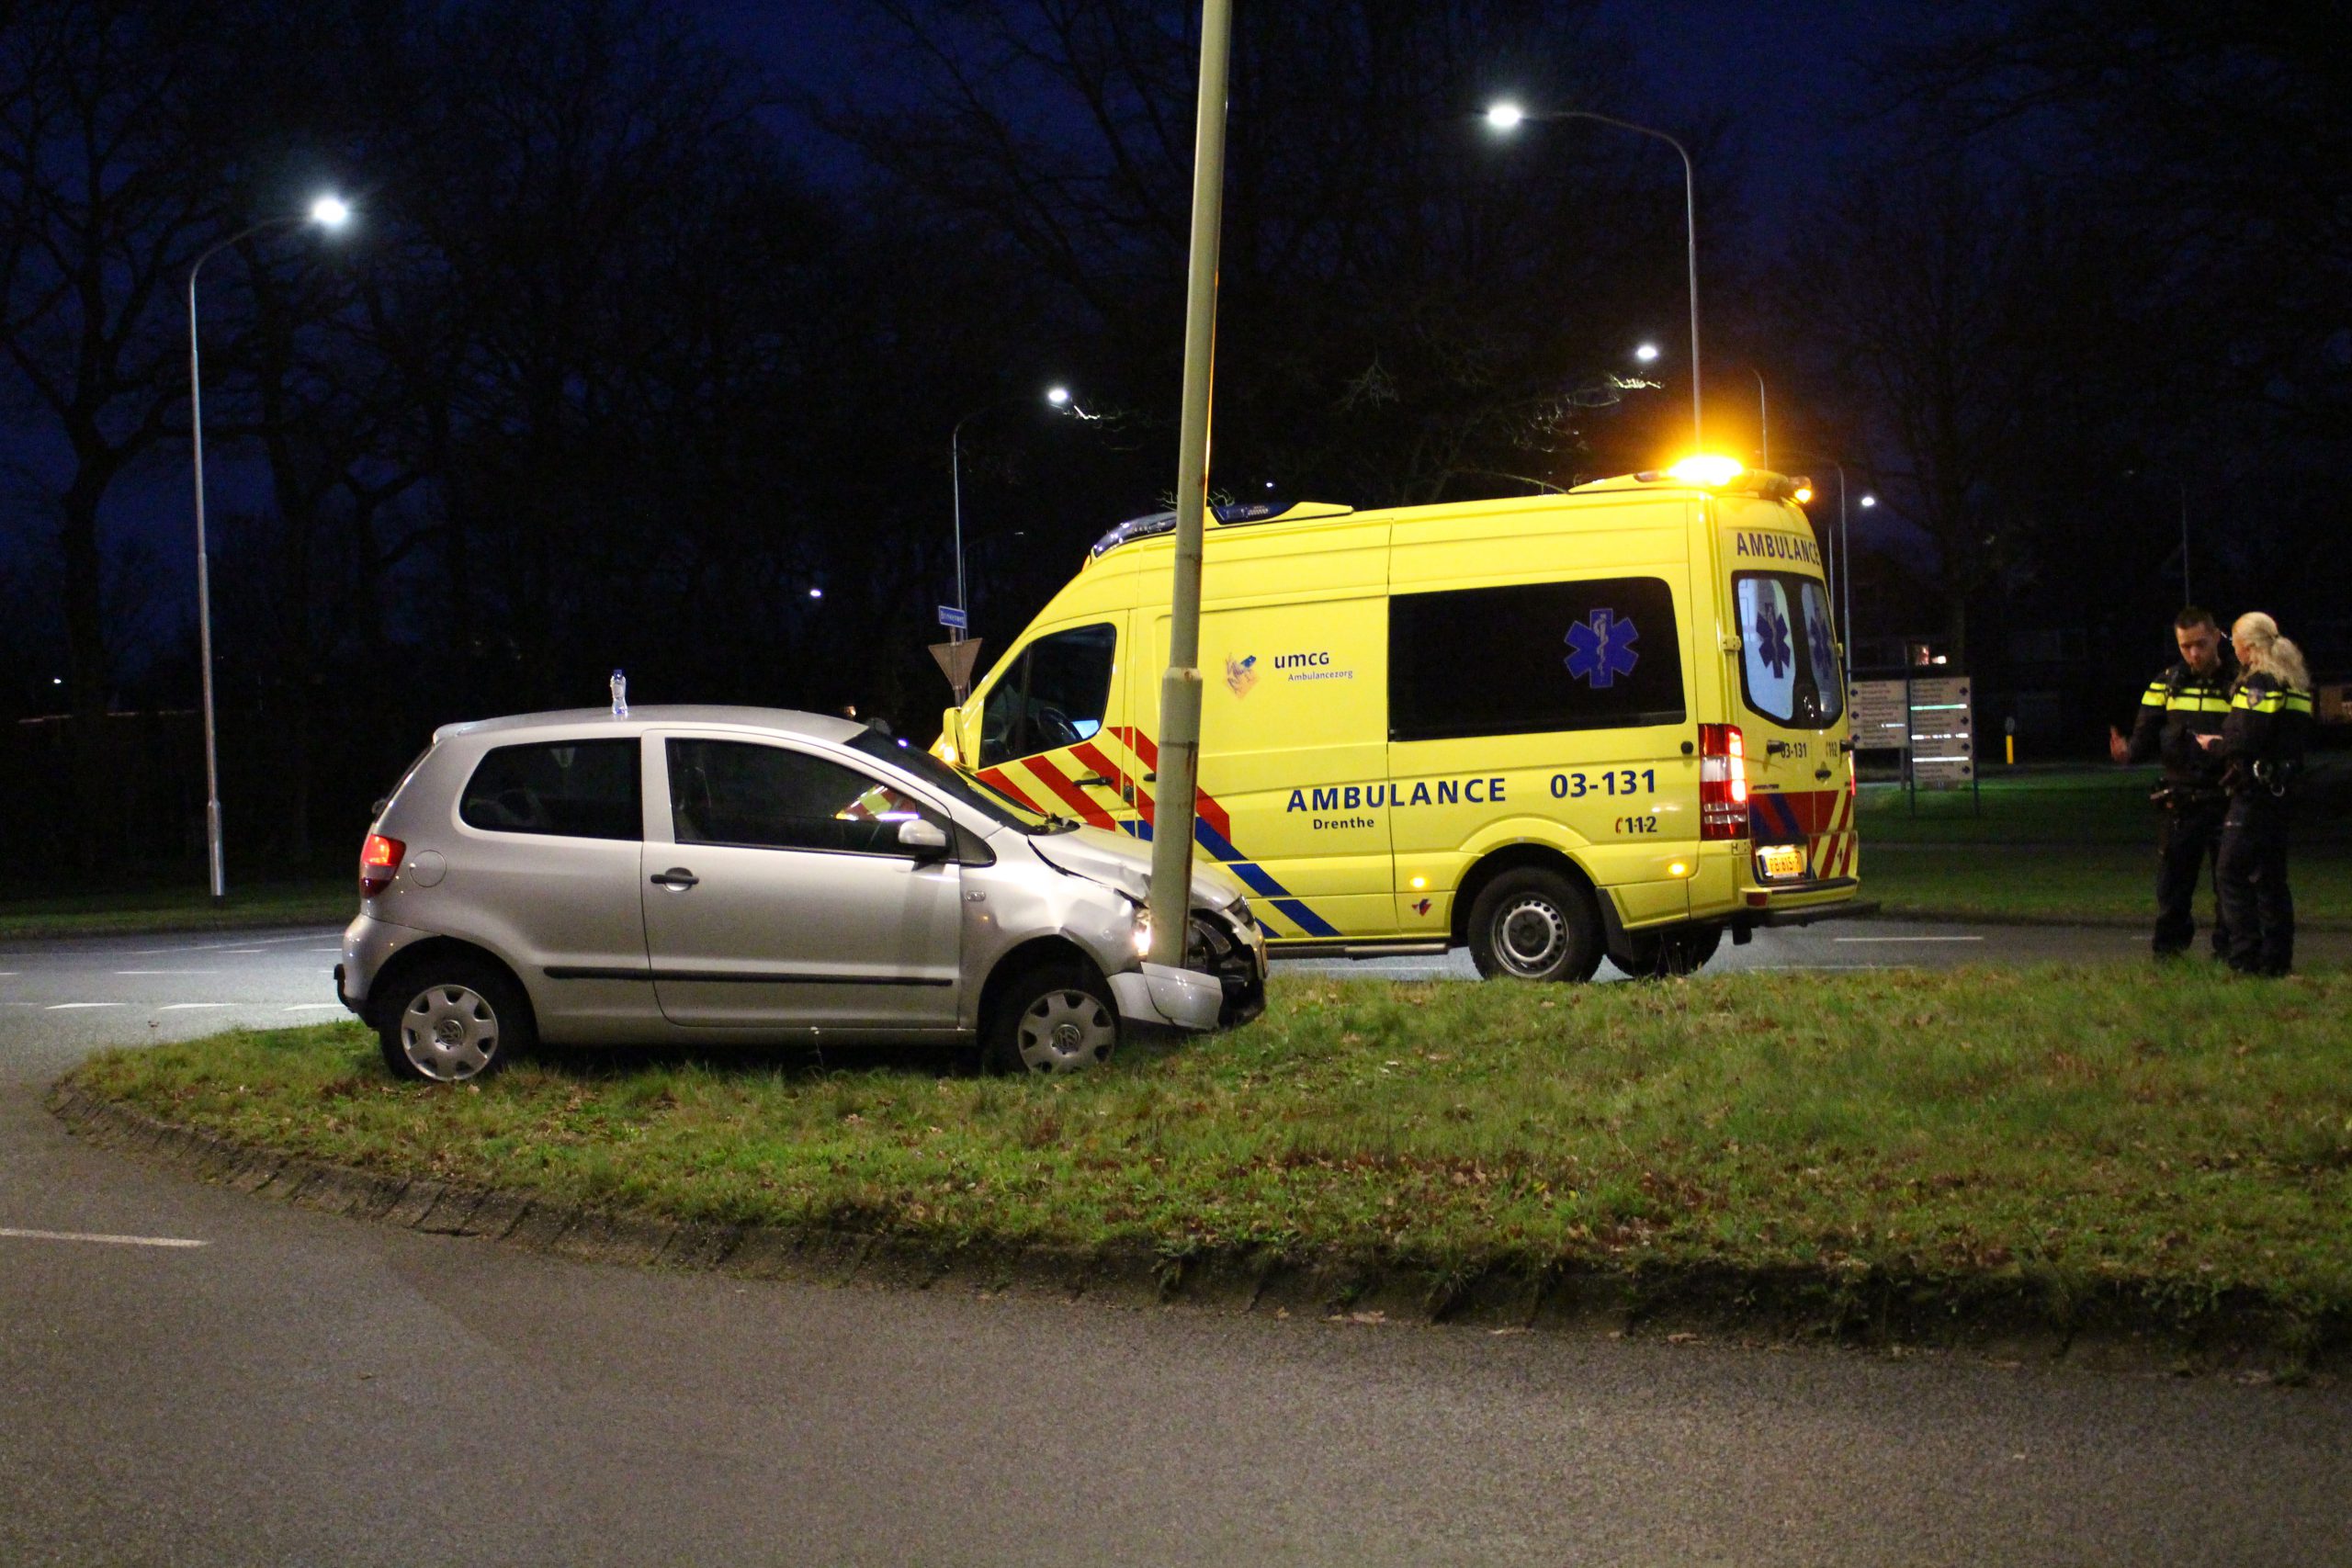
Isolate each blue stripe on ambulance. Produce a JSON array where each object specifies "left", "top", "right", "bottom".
[{"left": 1120, "top": 810, "right": 1340, "bottom": 939}]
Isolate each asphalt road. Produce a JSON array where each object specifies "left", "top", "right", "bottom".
[{"left": 4, "top": 921, "right": 2350, "bottom": 1564}]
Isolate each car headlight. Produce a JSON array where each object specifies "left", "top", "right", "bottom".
[
  {"left": 1130, "top": 905, "right": 1154, "bottom": 957},
  {"left": 1228, "top": 895, "right": 1252, "bottom": 930}
]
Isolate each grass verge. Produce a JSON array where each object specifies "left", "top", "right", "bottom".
[
  {"left": 66, "top": 967, "right": 2352, "bottom": 1348},
  {"left": 1858, "top": 768, "right": 2351, "bottom": 927},
  {"left": 0, "top": 880, "right": 353, "bottom": 940}
]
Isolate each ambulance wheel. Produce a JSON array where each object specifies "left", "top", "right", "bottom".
[
  {"left": 1611, "top": 923, "right": 1724, "bottom": 979},
  {"left": 1466, "top": 868, "right": 1604, "bottom": 984}
]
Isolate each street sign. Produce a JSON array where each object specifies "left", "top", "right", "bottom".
[
  {"left": 937, "top": 604, "right": 967, "bottom": 631},
  {"left": 929, "top": 637, "right": 983, "bottom": 694},
  {"left": 1907, "top": 674, "right": 1973, "bottom": 787},
  {"left": 1849, "top": 680, "right": 1908, "bottom": 750}
]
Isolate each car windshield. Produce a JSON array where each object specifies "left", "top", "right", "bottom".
[{"left": 847, "top": 729, "right": 1076, "bottom": 833}]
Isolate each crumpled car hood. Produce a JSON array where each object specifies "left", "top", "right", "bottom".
[{"left": 1030, "top": 825, "right": 1241, "bottom": 909}]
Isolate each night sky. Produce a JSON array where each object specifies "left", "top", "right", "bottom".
[{"left": 3, "top": 0, "right": 1968, "bottom": 673}]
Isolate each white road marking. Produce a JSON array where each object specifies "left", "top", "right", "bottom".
[
  {"left": 281, "top": 1003, "right": 344, "bottom": 1011},
  {"left": 156, "top": 1003, "right": 236, "bottom": 1011},
  {"left": 1832, "top": 936, "right": 1986, "bottom": 944},
  {"left": 46, "top": 1002, "right": 124, "bottom": 1010},
  {"left": 114, "top": 969, "right": 221, "bottom": 976},
  {"left": 0, "top": 1226, "right": 208, "bottom": 1249},
  {"left": 310, "top": 946, "right": 343, "bottom": 953}
]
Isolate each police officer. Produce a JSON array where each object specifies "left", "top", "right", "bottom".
[
  {"left": 2107, "top": 607, "right": 2235, "bottom": 958},
  {"left": 2216, "top": 612, "right": 2314, "bottom": 976}
]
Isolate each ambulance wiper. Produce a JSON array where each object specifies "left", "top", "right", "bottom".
[{"left": 1039, "top": 813, "right": 1084, "bottom": 833}]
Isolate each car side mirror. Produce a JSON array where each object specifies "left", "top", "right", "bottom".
[
  {"left": 939, "top": 707, "right": 965, "bottom": 762},
  {"left": 897, "top": 818, "right": 951, "bottom": 857}
]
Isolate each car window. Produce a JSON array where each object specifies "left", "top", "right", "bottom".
[
  {"left": 1735, "top": 572, "right": 1839, "bottom": 727},
  {"left": 847, "top": 728, "right": 1058, "bottom": 832},
  {"left": 1390, "top": 575, "right": 1685, "bottom": 742},
  {"left": 978, "top": 622, "right": 1117, "bottom": 765},
  {"left": 459, "top": 740, "right": 642, "bottom": 840},
  {"left": 668, "top": 739, "right": 939, "bottom": 856}
]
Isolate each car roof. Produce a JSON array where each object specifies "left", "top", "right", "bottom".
[{"left": 433, "top": 705, "right": 868, "bottom": 746}]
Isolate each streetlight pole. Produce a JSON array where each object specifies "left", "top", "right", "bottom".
[
  {"left": 1487, "top": 103, "right": 1702, "bottom": 447},
  {"left": 1778, "top": 450, "right": 1875, "bottom": 663},
  {"left": 1751, "top": 367, "right": 1767, "bottom": 468},
  {"left": 187, "top": 195, "right": 351, "bottom": 903},
  {"left": 946, "top": 386, "right": 1085, "bottom": 703},
  {"left": 1146, "top": 0, "right": 1234, "bottom": 970}
]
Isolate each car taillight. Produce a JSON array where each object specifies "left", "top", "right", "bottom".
[
  {"left": 1698, "top": 724, "right": 1749, "bottom": 840},
  {"left": 360, "top": 833, "right": 405, "bottom": 897}
]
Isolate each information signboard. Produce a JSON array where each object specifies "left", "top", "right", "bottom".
[
  {"left": 1849, "top": 680, "right": 1909, "bottom": 750},
  {"left": 1907, "top": 675, "right": 1973, "bottom": 787}
]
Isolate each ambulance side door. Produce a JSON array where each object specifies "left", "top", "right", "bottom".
[{"left": 1135, "top": 525, "right": 1395, "bottom": 942}]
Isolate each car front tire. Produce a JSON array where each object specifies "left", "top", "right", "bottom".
[{"left": 984, "top": 961, "right": 1120, "bottom": 1075}]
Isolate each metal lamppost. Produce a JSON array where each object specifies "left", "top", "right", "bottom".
[
  {"left": 1144, "top": 0, "right": 1235, "bottom": 970},
  {"left": 1751, "top": 367, "right": 1768, "bottom": 468},
  {"left": 187, "top": 194, "right": 352, "bottom": 903},
  {"left": 945, "top": 385, "right": 1087, "bottom": 701},
  {"left": 1780, "top": 451, "right": 1876, "bottom": 660},
  {"left": 1487, "top": 102, "right": 1703, "bottom": 447}
]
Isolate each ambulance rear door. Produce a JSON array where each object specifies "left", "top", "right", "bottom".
[{"left": 1717, "top": 499, "right": 1858, "bottom": 888}]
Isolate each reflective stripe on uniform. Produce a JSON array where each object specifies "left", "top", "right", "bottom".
[
  {"left": 2165, "top": 693, "right": 2231, "bottom": 712},
  {"left": 2233, "top": 687, "right": 2289, "bottom": 714},
  {"left": 2141, "top": 682, "right": 2169, "bottom": 707},
  {"left": 2285, "top": 691, "right": 2315, "bottom": 715}
]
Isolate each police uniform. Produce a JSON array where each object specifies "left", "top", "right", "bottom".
[
  {"left": 2120, "top": 650, "right": 2236, "bottom": 956},
  {"left": 2217, "top": 670, "right": 2314, "bottom": 976}
]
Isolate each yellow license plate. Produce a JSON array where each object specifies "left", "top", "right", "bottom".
[{"left": 1759, "top": 844, "right": 1808, "bottom": 880}]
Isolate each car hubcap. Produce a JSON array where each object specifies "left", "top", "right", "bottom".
[
  {"left": 401, "top": 984, "right": 499, "bottom": 1081},
  {"left": 1016, "top": 988, "right": 1114, "bottom": 1073},
  {"left": 1496, "top": 898, "right": 1566, "bottom": 976}
]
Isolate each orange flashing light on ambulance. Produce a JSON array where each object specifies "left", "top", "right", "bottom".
[{"left": 935, "top": 458, "right": 1865, "bottom": 981}]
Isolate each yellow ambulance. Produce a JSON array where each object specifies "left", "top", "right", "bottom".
[{"left": 936, "top": 459, "right": 1860, "bottom": 980}]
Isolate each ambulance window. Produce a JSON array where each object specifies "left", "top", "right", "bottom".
[
  {"left": 978, "top": 621, "right": 1116, "bottom": 765},
  {"left": 1799, "top": 581, "right": 1844, "bottom": 722},
  {"left": 1390, "top": 576, "right": 1685, "bottom": 742},
  {"left": 1735, "top": 573, "right": 1840, "bottom": 726}
]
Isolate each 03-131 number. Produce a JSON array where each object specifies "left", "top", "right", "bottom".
[{"left": 1551, "top": 768, "right": 1656, "bottom": 799}]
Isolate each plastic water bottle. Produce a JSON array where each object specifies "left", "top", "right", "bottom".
[{"left": 610, "top": 669, "right": 628, "bottom": 717}]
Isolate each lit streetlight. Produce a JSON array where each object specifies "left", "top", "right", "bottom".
[
  {"left": 946, "top": 385, "right": 1083, "bottom": 700},
  {"left": 187, "top": 193, "right": 353, "bottom": 903},
  {"left": 1778, "top": 451, "right": 1876, "bottom": 666},
  {"left": 1487, "top": 101, "right": 1702, "bottom": 446},
  {"left": 1633, "top": 342, "right": 1659, "bottom": 364}
]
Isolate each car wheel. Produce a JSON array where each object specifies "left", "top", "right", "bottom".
[
  {"left": 985, "top": 962, "right": 1119, "bottom": 1075},
  {"left": 1466, "top": 867, "right": 1604, "bottom": 983},
  {"left": 377, "top": 957, "right": 532, "bottom": 1083}
]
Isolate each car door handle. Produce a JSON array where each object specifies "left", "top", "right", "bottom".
[
  {"left": 1076, "top": 774, "right": 1114, "bottom": 788},
  {"left": 650, "top": 868, "right": 699, "bottom": 890}
]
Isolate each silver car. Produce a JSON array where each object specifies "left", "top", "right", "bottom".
[{"left": 337, "top": 706, "right": 1265, "bottom": 1082}]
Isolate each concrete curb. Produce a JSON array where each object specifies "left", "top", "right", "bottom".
[{"left": 51, "top": 1083, "right": 2343, "bottom": 1380}]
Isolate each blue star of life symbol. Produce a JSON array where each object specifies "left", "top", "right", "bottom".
[
  {"left": 1806, "top": 604, "right": 1834, "bottom": 670},
  {"left": 1756, "top": 604, "right": 1793, "bottom": 679},
  {"left": 1565, "top": 608, "right": 1640, "bottom": 689}
]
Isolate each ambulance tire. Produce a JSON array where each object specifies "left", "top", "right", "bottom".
[
  {"left": 1611, "top": 923, "right": 1724, "bottom": 979},
  {"left": 1466, "top": 868, "right": 1604, "bottom": 984}
]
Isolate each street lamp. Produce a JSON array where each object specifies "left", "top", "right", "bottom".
[
  {"left": 1487, "top": 101, "right": 1702, "bottom": 446},
  {"left": 1750, "top": 367, "right": 1768, "bottom": 468},
  {"left": 187, "top": 192, "right": 353, "bottom": 903},
  {"left": 1778, "top": 453, "right": 1875, "bottom": 666},
  {"left": 1634, "top": 342, "right": 1659, "bottom": 364},
  {"left": 947, "top": 386, "right": 1080, "bottom": 699}
]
